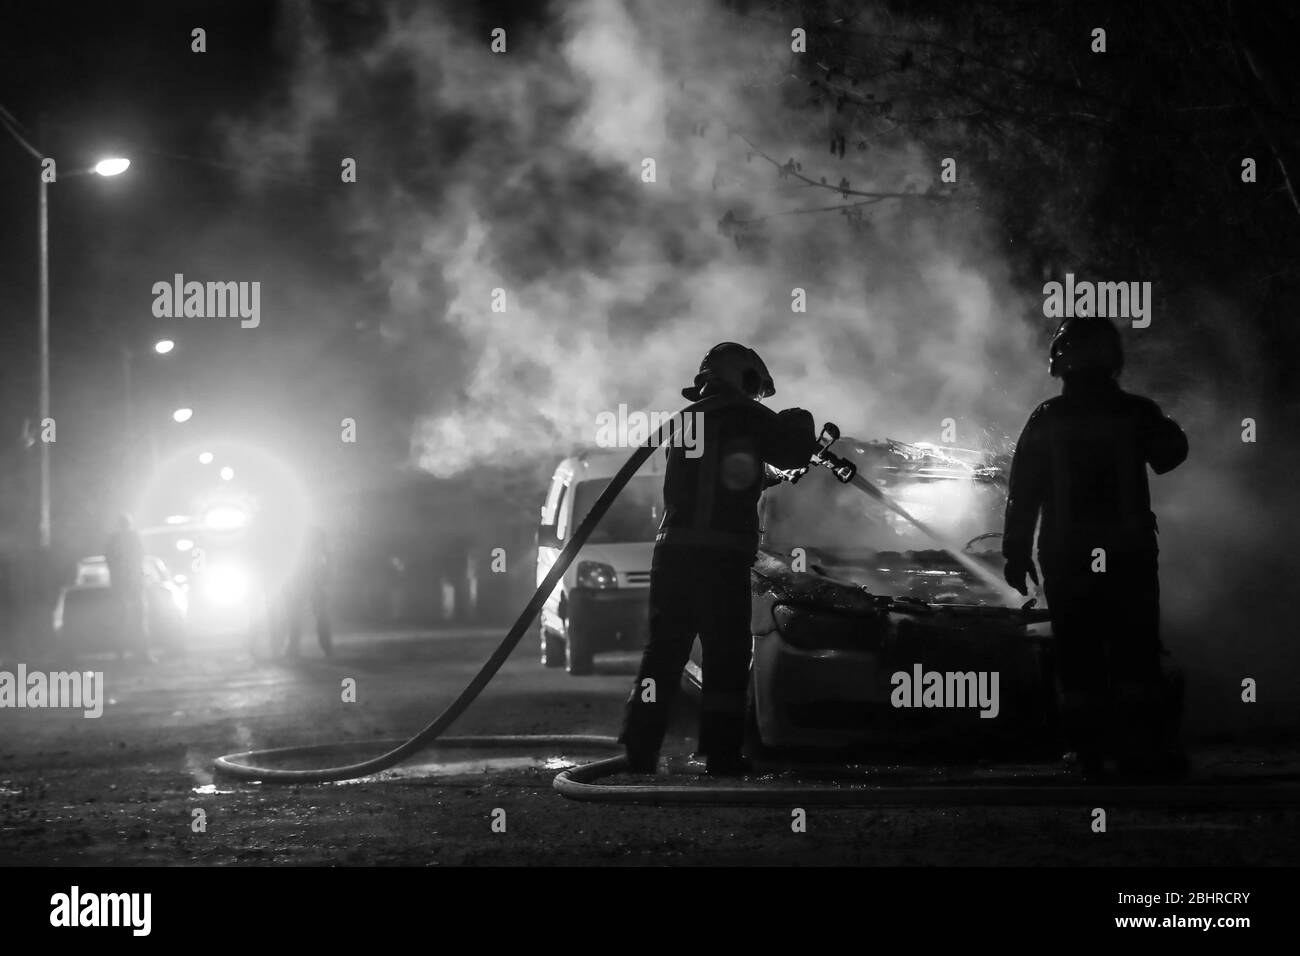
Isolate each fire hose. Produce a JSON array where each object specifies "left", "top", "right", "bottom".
[
  {"left": 214, "top": 392, "right": 739, "bottom": 783},
  {"left": 214, "top": 400, "right": 1300, "bottom": 807}
]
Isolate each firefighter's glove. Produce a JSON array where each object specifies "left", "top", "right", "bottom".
[
  {"left": 776, "top": 407, "right": 817, "bottom": 453},
  {"left": 1003, "top": 556, "right": 1039, "bottom": 596}
]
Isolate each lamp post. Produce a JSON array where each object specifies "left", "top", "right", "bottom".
[
  {"left": 37, "top": 157, "right": 131, "bottom": 548},
  {"left": 0, "top": 108, "right": 128, "bottom": 550}
]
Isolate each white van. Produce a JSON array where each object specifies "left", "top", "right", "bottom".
[{"left": 536, "top": 448, "right": 666, "bottom": 675}]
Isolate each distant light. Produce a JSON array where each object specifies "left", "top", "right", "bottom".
[
  {"left": 203, "top": 564, "right": 250, "bottom": 607},
  {"left": 154, "top": 339, "right": 175, "bottom": 355},
  {"left": 165, "top": 514, "right": 189, "bottom": 525},
  {"left": 198, "top": 452, "right": 214, "bottom": 465},
  {"left": 173, "top": 573, "right": 187, "bottom": 584},
  {"left": 172, "top": 407, "right": 193, "bottom": 423},
  {"left": 219, "top": 466, "right": 235, "bottom": 481},
  {"left": 93, "top": 157, "right": 130, "bottom": 177},
  {"left": 204, "top": 505, "right": 246, "bottom": 531},
  {"left": 176, "top": 538, "right": 194, "bottom": 552}
]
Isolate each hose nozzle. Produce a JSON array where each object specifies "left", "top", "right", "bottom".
[
  {"left": 766, "top": 422, "right": 857, "bottom": 485},
  {"left": 811, "top": 423, "right": 857, "bottom": 484}
]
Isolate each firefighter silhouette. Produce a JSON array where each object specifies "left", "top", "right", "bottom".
[
  {"left": 284, "top": 524, "right": 333, "bottom": 658},
  {"left": 620, "top": 343, "right": 818, "bottom": 775},
  {"left": 1003, "top": 317, "right": 1188, "bottom": 779}
]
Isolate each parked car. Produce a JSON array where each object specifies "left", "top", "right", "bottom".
[
  {"left": 536, "top": 448, "right": 666, "bottom": 674},
  {"left": 52, "top": 555, "right": 189, "bottom": 657},
  {"left": 685, "top": 438, "right": 1058, "bottom": 754}
]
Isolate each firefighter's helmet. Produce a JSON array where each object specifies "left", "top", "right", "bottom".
[
  {"left": 1048, "top": 317, "right": 1123, "bottom": 378},
  {"left": 681, "top": 342, "right": 776, "bottom": 400}
]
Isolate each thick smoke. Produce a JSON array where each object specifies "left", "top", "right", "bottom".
[{"left": 226, "top": 0, "right": 1044, "bottom": 477}]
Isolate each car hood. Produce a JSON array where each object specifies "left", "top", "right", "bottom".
[
  {"left": 757, "top": 545, "right": 1007, "bottom": 603},
  {"left": 750, "top": 548, "right": 1048, "bottom": 636}
]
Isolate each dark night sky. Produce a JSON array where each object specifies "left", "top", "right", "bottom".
[
  {"left": 1, "top": 3, "right": 295, "bottom": 484},
  {"left": 1, "top": 2, "right": 437, "bottom": 546},
  {"left": 0, "top": 0, "right": 563, "bottom": 558}
]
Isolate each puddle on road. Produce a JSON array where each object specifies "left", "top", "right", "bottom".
[
  {"left": 192, "top": 784, "right": 236, "bottom": 795},
  {"left": 333, "top": 752, "right": 583, "bottom": 784}
]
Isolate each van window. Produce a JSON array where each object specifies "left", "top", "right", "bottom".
[
  {"left": 570, "top": 476, "right": 663, "bottom": 544},
  {"left": 542, "top": 475, "right": 565, "bottom": 525},
  {"left": 556, "top": 481, "right": 575, "bottom": 542}
]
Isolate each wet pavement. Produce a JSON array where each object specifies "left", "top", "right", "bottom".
[{"left": 1, "top": 626, "right": 1298, "bottom": 865}]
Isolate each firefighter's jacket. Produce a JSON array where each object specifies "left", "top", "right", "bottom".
[
  {"left": 657, "top": 397, "right": 817, "bottom": 555},
  {"left": 1003, "top": 377, "right": 1188, "bottom": 567}
]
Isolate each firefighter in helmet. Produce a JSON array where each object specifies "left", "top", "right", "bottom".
[
  {"left": 621, "top": 343, "right": 818, "bottom": 775},
  {"left": 1003, "top": 317, "right": 1188, "bottom": 779}
]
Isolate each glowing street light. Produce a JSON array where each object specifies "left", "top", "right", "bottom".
[
  {"left": 93, "top": 157, "right": 130, "bottom": 177},
  {"left": 0, "top": 109, "right": 132, "bottom": 550},
  {"left": 219, "top": 466, "right": 235, "bottom": 481},
  {"left": 153, "top": 339, "right": 175, "bottom": 355},
  {"left": 172, "top": 407, "right": 193, "bottom": 423},
  {"left": 198, "top": 451, "right": 214, "bottom": 465}
]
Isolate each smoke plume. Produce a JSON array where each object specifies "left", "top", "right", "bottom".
[{"left": 225, "top": 0, "right": 1044, "bottom": 477}]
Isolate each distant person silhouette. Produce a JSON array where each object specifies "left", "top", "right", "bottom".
[
  {"left": 285, "top": 525, "right": 333, "bottom": 658},
  {"left": 105, "top": 513, "right": 152, "bottom": 662}
]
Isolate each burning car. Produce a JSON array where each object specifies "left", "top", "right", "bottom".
[{"left": 685, "top": 437, "right": 1057, "bottom": 754}]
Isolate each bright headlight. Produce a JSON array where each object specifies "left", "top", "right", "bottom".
[
  {"left": 202, "top": 564, "right": 251, "bottom": 607},
  {"left": 204, "top": 505, "right": 247, "bottom": 531},
  {"left": 576, "top": 561, "right": 618, "bottom": 589}
]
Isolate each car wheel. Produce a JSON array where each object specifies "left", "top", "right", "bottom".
[
  {"left": 564, "top": 613, "right": 595, "bottom": 676},
  {"left": 540, "top": 623, "right": 565, "bottom": 667}
]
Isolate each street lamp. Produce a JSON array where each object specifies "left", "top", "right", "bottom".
[
  {"left": 153, "top": 338, "right": 175, "bottom": 355},
  {"left": 172, "top": 407, "right": 194, "bottom": 423},
  {"left": 93, "top": 157, "right": 130, "bottom": 177},
  {"left": 0, "top": 107, "right": 130, "bottom": 550}
]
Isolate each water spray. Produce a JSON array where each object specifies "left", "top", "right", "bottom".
[{"left": 769, "top": 424, "right": 1024, "bottom": 604}]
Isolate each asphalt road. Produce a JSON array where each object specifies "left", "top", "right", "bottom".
[{"left": 1, "top": 626, "right": 1297, "bottom": 866}]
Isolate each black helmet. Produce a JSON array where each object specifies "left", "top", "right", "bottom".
[
  {"left": 681, "top": 342, "right": 776, "bottom": 400},
  {"left": 1048, "top": 318, "right": 1123, "bottom": 378}
]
